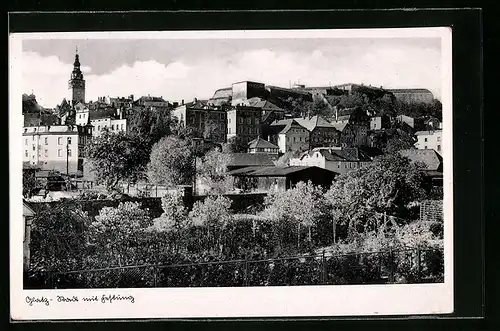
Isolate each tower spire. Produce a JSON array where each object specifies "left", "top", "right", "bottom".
[{"left": 76, "top": 45, "right": 78, "bottom": 55}]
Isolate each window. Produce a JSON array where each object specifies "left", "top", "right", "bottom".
[
  {"left": 239, "top": 117, "right": 243, "bottom": 124},
  {"left": 25, "top": 139, "right": 27, "bottom": 145},
  {"left": 58, "top": 137, "right": 63, "bottom": 145},
  {"left": 98, "top": 125, "right": 100, "bottom": 131},
  {"left": 68, "top": 149, "right": 72, "bottom": 157},
  {"left": 437, "top": 136, "right": 441, "bottom": 142},
  {"left": 228, "top": 128, "right": 231, "bottom": 134},
  {"left": 247, "top": 117, "right": 252, "bottom": 125},
  {"left": 424, "top": 137, "right": 428, "bottom": 142},
  {"left": 112, "top": 124, "right": 115, "bottom": 130},
  {"left": 32, "top": 145, "right": 35, "bottom": 151},
  {"left": 293, "top": 137, "right": 296, "bottom": 143},
  {"left": 25, "top": 150, "right": 28, "bottom": 157},
  {"left": 228, "top": 118, "right": 231, "bottom": 124},
  {"left": 437, "top": 145, "right": 441, "bottom": 151},
  {"left": 67, "top": 137, "right": 72, "bottom": 145},
  {"left": 121, "top": 124, "right": 124, "bottom": 130},
  {"left": 58, "top": 149, "right": 62, "bottom": 157},
  {"left": 44, "top": 149, "right": 48, "bottom": 157},
  {"left": 424, "top": 146, "right": 428, "bottom": 149},
  {"left": 44, "top": 137, "right": 48, "bottom": 145}
]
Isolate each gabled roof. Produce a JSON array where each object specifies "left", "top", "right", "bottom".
[
  {"left": 23, "top": 200, "right": 36, "bottom": 217},
  {"left": 184, "top": 99, "right": 210, "bottom": 109},
  {"left": 300, "top": 147, "right": 373, "bottom": 162},
  {"left": 294, "top": 115, "right": 336, "bottom": 132},
  {"left": 279, "top": 120, "right": 308, "bottom": 134},
  {"left": 247, "top": 97, "right": 284, "bottom": 112},
  {"left": 398, "top": 149, "right": 443, "bottom": 171},
  {"left": 227, "top": 153, "right": 275, "bottom": 168},
  {"left": 415, "top": 130, "right": 442, "bottom": 136},
  {"left": 330, "top": 122, "right": 348, "bottom": 132},
  {"left": 248, "top": 137, "right": 279, "bottom": 149},
  {"left": 227, "top": 165, "right": 335, "bottom": 177}
]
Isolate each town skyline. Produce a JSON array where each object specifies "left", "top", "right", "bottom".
[{"left": 22, "top": 37, "right": 442, "bottom": 108}]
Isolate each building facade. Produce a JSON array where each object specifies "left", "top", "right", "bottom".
[
  {"left": 370, "top": 115, "right": 391, "bottom": 131},
  {"left": 172, "top": 101, "right": 227, "bottom": 144},
  {"left": 269, "top": 120, "right": 310, "bottom": 154},
  {"left": 414, "top": 130, "right": 443, "bottom": 155},
  {"left": 22, "top": 125, "right": 92, "bottom": 175},
  {"left": 289, "top": 147, "right": 373, "bottom": 174},
  {"left": 247, "top": 137, "right": 280, "bottom": 155},
  {"left": 226, "top": 106, "right": 262, "bottom": 145}
]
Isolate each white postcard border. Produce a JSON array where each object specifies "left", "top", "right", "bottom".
[{"left": 9, "top": 27, "right": 453, "bottom": 320}]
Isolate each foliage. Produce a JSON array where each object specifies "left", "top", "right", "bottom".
[
  {"left": 309, "top": 98, "right": 331, "bottom": 117},
  {"left": 147, "top": 136, "right": 195, "bottom": 187},
  {"left": 275, "top": 96, "right": 311, "bottom": 118},
  {"left": 87, "top": 202, "right": 152, "bottom": 267},
  {"left": 127, "top": 107, "right": 172, "bottom": 147},
  {"left": 189, "top": 196, "right": 232, "bottom": 253},
  {"left": 325, "top": 153, "right": 426, "bottom": 238},
  {"left": 197, "top": 149, "right": 234, "bottom": 194},
  {"left": 262, "top": 181, "right": 326, "bottom": 249},
  {"left": 222, "top": 136, "right": 248, "bottom": 153},
  {"left": 85, "top": 130, "right": 151, "bottom": 191},
  {"left": 29, "top": 200, "right": 89, "bottom": 273},
  {"left": 23, "top": 170, "right": 40, "bottom": 198},
  {"left": 151, "top": 191, "right": 190, "bottom": 233}
]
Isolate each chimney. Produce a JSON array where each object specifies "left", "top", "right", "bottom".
[
  {"left": 194, "top": 97, "right": 197, "bottom": 103},
  {"left": 181, "top": 99, "right": 184, "bottom": 105},
  {"left": 129, "top": 94, "right": 134, "bottom": 101}
]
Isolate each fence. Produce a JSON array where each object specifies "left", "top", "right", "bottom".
[{"left": 31, "top": 247, "right": 444, "bottom": 289}]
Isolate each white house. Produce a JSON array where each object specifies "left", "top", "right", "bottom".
[{"left": 414, "top": 130, "right": 442, "bottom": 155}]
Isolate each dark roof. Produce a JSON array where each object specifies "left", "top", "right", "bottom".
[
  {"left": 248, "top": 137, "right": 279, "bottom": 149},
  {"left": 89, "top": 109, "right": 117, "bottom": 120},
  {"left": 227, "top": 165, "right": 335, "bottom": 177},
  {"left": 227, "top": 153, "right": 275, "bottom": 167},
  {"left": 266, "top": 85, "right": 312, "bottom": 97},
  {"left": 387, "top": 88, "right": 433, "bottom": 94},
  {"left": 398, "top": 149, "right": 443, "bottom": 171},
  {"left": 247, "top": 97, "right": 284, "bottom": 112}
]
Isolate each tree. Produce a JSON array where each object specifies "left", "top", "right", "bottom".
[
  {"left": 88, "top": 202, "right": 152, "bottom": 267},
  {"left": 262, "top": 181, "right": 325, "bottom": 250},
  {"left": 127, "top": 107, "right": 172, "bottom": 147},
  {"left": 222, "top": 136, "right": 248, "bottom": 153},
  {"left": 189, "top": 195, "right": 232, "bottom": 254},
  {"left": 23, "top": 169, "right": 40, "bottom": 198},
  {"left": 29, "top": 200, "right": 89, "bottom": 273},
  {"left": 147, "top": 136, "right": 195, "bottom": 187},
  {"left": 309, "top": 98, "right": 331, "bottom": 117},
  {"left": 325, "top": 153, "right": 426, "bottom": 240},
  {"left": 152, "top": 191, "right": 190, "bottom": 233},
  {"left": 197, "top": 149, "right": 234, "bottom": 194},
  {"left": 85, "top": 130, "right": 151, "bottom": 191}
]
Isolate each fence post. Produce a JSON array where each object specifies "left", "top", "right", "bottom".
[
  {"left": 416, "top": 246, "right": 422, "bottom": 283},
  {"left": 244, "top": 256, "right": 249, "bottom": 286},
  {"left": 321, "top": 250, "right": 326, "bottom": 285},
  {"left": 388, "top": 248, "right": 394, "bottom": 283}
]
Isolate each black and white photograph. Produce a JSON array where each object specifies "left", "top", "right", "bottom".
[{"left": 10, "top": 26, "right": 453, "bottom": 320}]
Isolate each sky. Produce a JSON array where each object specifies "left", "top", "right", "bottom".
[{"left": 21, "top": 37, "right": 442, "bottom": 109}]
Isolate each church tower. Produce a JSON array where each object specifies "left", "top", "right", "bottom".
[{"left": 68, "top": 47, "right": 86, "bottom": 106}]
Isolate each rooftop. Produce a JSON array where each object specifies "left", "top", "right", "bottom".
[
  {"left": 415, "top": 130, "right": 442, "bottom": 136},
  {"left": 227, "top": 153, "right": 275, "bottom": 168},
  {"left": 248, "top": 137, "right": 279, "bottom": 149},
  {"left": 227, "top": 165, "right": 335, "bottom": 177},
  {"left": 398, "top": 149, "right": 443, "bottom": 171}
]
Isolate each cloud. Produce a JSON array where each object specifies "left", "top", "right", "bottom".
[{"left": 22, "top": 44, "right": 442, "bottom": 108}]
